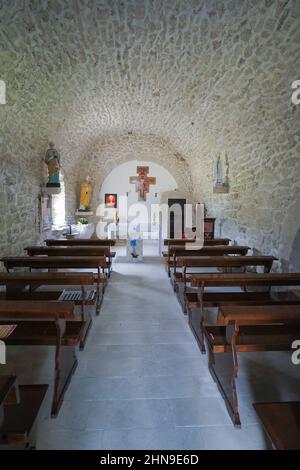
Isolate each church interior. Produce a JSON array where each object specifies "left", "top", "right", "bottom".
[{"left": 0, "top": 0, "right": 300, "bottom": 453}]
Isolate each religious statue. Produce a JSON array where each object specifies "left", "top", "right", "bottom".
[
  {"left": 213, "top": 153, "right": 229, "bottom": 193},
  {"left": 213, "top": 154, "right": 223, "bottom": 186},
  {"left": 44, "top": 142, "right": 61, "bottom": 186},
  {"left": 79, "top": 176, "right": 92, "bottom": 211}
]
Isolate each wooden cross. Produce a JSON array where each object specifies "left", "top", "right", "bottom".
[{"left": 129, "top": 166, "right": 156, "bottom": 201}]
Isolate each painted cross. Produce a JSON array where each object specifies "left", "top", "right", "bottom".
[{"left": 129, "top": 166, "right": 156, "bottom": 201}]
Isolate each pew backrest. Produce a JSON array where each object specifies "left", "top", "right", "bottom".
[
  {"left": 169, "top": 245, "right": 250, "bottom": 257},
  {"left": 1, "top": 256, "right": 108, "bottom": 270},
  {"left": 164, "top": 238, "right": 231, "bottom": 246},
  {"left": 190, "top": 272, "right": 300, "bottom": 288},
  {"left": 25, "top": 246, "right": 111, "bottom": 257},
  {"left": 0, "top": 300, "right": 75, "bottom": 320},
  {"left": 218, "top": 304, "right": 300, "bottom": 326},
  {"left": 0, "top": 272, "right": 95, "bottom": 286},
  {"left": 45, "top": 238, "right": 116, "bottom": 246},
  {"left": 177, "top": 255, "right": 276, "bottom": 271}
]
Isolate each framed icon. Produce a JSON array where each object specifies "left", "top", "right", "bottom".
[{"left": 105, "top": 193, "right": 117, "bottom": 208}]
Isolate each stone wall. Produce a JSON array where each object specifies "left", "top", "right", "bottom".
[
  {"left": 0, "top": 156, "right": 40, "bottom": 262},
  {"left": 0, "top": 0, "right": 299, "bottom": 269}
]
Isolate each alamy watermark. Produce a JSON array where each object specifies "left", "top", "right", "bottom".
[
  {"left": 291, "top": 340, "right": 300, "bottom": 365},
  {"left": 291, "top": 80, "right": 300, "bottom": 105},
  {"left": 96, "top": 198, "right": 205, "bottom": 247},
  {"left": 0, "top": 80, "right": 6, "bottom": 104},
  {"left": 0, "top": 340, "right": 6, "bottom": 364}
]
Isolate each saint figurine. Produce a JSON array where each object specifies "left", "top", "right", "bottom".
[
  {"left": 79, "top": 176, "right": 92, "bottom": 211},
  {"left": 136, "top": 176, "right": 147, "bottom": 201},
  {"left": 214, "top": 154, "right": 223, "bottom": 186},
  {"left": 45, "top": 142, "right": 61, "bottom": 186}
]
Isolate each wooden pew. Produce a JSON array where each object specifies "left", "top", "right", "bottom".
[
  {"left": 253, "top": 401, "right": 300, "bottom": 450},
  {"left": 204, "top": 305, "right": 300, "bottom": 427},
  {"left": 0, "top": 375, "right": 19, "bottom": 431},
  {"left": 163, "top": 238, "right": 231, "bottom": 246},
  {"left": 1, "top": 256, "right": 108, "bottom": 315},
  {"left": 188, "top": 273, "right": 300, "bottom": 353},
  {"left": 167, "top": 245, "right": 250, "bottom": 281},
  {"left": 0, "top": 300, "right": 83, "bottom": 417},
  {"left": 163, "top": 238, "right": 232, "bottom": 276},
  {"left": 174, "top": 256, "right": 277, "bottom": 311},
  {"left": 45, "top": 238, "right": 116, "bottom": 246},
  {"left": 0, "top": 375, "right": 48, "bottom": 449},
  {"left": 0, "top": 272, "right": 97, "bottom": 349},
  {"left": 25, "top": 245, "right": 115, "bottom": 277}
]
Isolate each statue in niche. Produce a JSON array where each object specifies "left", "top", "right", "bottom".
[
  {"left": 44, "top": 142, "right": 61, "bottom": 187},
  {"left": 213, "top": 153, "right": 229, "bottom": 193},
  {"left": 79, "top": 176, "right": 92, "bottom": 211},
  {"left": 214, "top": 154, "right": 223, "bottom": 186}
]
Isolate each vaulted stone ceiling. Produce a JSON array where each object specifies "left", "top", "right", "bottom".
[
  {"left": 1, "top": 0, "right": 299, "bottom": 166},
  {"left": 1, "top": 0, "right": 300, "bottom": 264}
]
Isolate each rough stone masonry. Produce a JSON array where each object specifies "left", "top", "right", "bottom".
[{"left": 0, "top": 0, "right": 299, "bottom": 269}]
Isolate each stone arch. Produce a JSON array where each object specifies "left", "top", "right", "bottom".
[{"left": 64, "top": 132, "right": 193, "bottom": 215}]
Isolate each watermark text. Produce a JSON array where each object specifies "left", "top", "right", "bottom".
[{"left": 291, "top": 80, "right": 300, "bottom": 105}]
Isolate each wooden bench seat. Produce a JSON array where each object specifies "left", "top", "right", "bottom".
[
  {"left": 166, "top": 245, "right": 250, "bottom": 280},
  {"left": 253, "top": 401, "right": 300, "bottom": 450},
  {"left": 1, "top": 255, "right": 108, "bottom": 270},
  {"left": 1, "top": 257, "right": 108, "bottom": 315},
  {"left": 169, "top": 245, "right": 250, "bottom": 257},
  {"left": 1, "top": 320, "right": 84, "bottom": 346},
  {"left": 25, "top": 246, "right": 115, "bottom": 277},
  {"left": 185, "top": 289, "right": 300, "bottom": 312},
  {"left": 204, "top": 305, "right": 300, "bottom": 427},
  {"left": 205, "top": 324, "right": 300, "bottom": 353},
  {"left": 187, "top": 273, "right": 300, "bottom": 353},
  {"left": 25, "top": 246, "right": 112, "bottom": 256},
  {"left": 45, "top": 238, "right": 116, "bottom": 246},
  {"left": 0, "top": 376, "right": 48, "bottom": 449},
  {"left": 0, "top": 300, "right": 83, "bottom": 417},
  {"left": 163, "top": 238, "right": 232, "bottom": 275},
  {"left": 173, "top": 256, "right": 277, "bottom": 312},
  {"left": 164, "top": 238, "right": 231, "bottom": 246},
  {"left": 190, "top": 272, "right": 300, "bottom": 287},
  {"left": 0, "top": 272, "right": 97, "bottom": 348}
]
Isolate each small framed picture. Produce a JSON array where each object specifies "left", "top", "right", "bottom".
[{"left": 105, "top": 193, "right": 117, "bottom": 208}]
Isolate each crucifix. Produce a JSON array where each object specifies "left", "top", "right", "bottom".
[{"left": 129, "top": 166, "right": 156, "bottom": 201}]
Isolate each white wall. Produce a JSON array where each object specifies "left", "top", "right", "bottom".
[{"left": 99, "top": 160, "right": 178, "bottom": 227}]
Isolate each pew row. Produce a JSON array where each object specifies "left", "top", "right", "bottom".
[
  {"left": 45, "top": 238, "right": 116, "bottom": 246},
  {"left": 25, "top": 246, "right": 115, "bottom": 277},
  {"left": 163, "top": 238, "right": 231, "bottom": 246},
  {"left": 0, "top": 300, "right": 83, "bottom": 417},
  {"left": 188, "top": 273, "right": 300, "bottom": 353},
  {"left": 163, "top": 238, "right": 232, "bottom": 276},
  {"left": 253, "top": 401, "right": 300, "bottom": 450},
  {"left": 204, "top": 305, "right": 300, "bottom": 427},
  {"left": 174, "top": 256, "right": 277, "bottom": 311},
  {"left": 0, "top": 375, "right": 48, "bottom": 449},
  {"left": 1, "top": 256, "right": 108, "bottom": 315},
  {"left": 166, "top": 245, "right": 250, "bottom": 281},
  {"left": 0, "top": 272, "right": 97, "bottom": 349}
]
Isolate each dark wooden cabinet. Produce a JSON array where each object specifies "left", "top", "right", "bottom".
[
  {"left": 204, "top": 218, "right": 215, "bottom": 240},
  {"left": 189, "top": 218, "right": 216, "bottom": 240},
  {"left": 167, "top": 198, "right": 215, "bottom": 240}
]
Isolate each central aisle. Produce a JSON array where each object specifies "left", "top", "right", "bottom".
[{"left": 37, "top": 245, "right": 267, "bottom": 450}]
